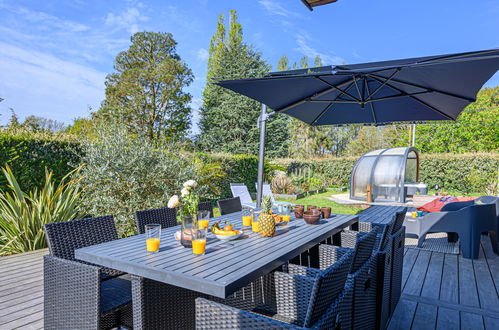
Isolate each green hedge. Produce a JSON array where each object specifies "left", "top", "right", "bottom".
[
  {"left": 275, "top": 153, "right": 499, "bottom": 194},
  {"left": 0, "top": 133, "right": 80, "bottom": 192},
  {"left": 0, "top": 130, "right": 496, "bottom": 196},
  {"left": 199, "top": 153, "right": 281, "bottom": 199}
]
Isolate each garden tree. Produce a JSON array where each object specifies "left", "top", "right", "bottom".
[
  {"left": 416, "top": 86, "right": 499, "bottom": 153},
  {"left": 300, "top": 56, "right": 309, "bottom": 68},
  {"left": 8, "top": 109, "right": 20, "bottom": 128},
  {"left": 65, "top": 117, "right": 98, "bottom": 140},
  {"left": 21, "top": 115, "right": 65, "bottom": 132},
  {"left": 277, "top": 55, "right": 289, "bottom": 72},
  {"left": 198, "top": 10, "right": 289, "bottom": 157},
  {"left": 98, "top": 32, "right": 193, "bottom": 143},
  {"left": 346, "top": 125, "right": 409, "bottom": 156}
]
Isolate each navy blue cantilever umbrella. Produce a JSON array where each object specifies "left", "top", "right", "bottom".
[{"left": 215, "top": 49, "right": 499, "bottom": 205}]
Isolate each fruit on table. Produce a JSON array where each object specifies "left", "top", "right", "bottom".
[
  {"left": 259, "top": 196, "right": 275, "bottom": 237},
  {"left": 273, "top": 214, "right": 283, "bottom": 223},
  {"left": 211, "top": 221, "right": 240, "bottom": 236}
]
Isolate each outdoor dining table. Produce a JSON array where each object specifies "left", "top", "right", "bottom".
[{"left": 75, "top": 211, "right": 359, "bottom": 329}]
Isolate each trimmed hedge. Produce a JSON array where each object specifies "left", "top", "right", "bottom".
[
  {"left": 0, "top": 133, "right": 79, "bottom": 192},
  {"left": 275, "top": 153, "right": 499, "bottom": 194},
  {"left": 0, "top": 131, "right": 496, "bottom": 196},
  {"left": 199, "top": 153, "right": 281, "bottom": 199}
]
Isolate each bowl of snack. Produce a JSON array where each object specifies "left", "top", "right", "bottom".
[{"left": 210, "top": 221, "right": 243, "bottom": 241}]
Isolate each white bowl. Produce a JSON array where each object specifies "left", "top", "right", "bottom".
[{"left": 215, "top": 230, "right": 243, "bottom": 241}]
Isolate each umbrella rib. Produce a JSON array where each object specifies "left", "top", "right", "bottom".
[
  {"left": 311, "top": 103, "right": 335, "bottom": 125},
  {"left": 352, "top": 76, "right": 363, "bottom": 104},
  {"left": 315, "top": 77, "right": 359, "bottom": 101},
  {"left": 369, "top": 74, "right": 476, "bottom": 102},
  {"left": 364, "top": 81, "right": 378, "bottom": 123},
  {"left": 366, "top": 69, "right": 400, "bottom": 101},
  {"left": 369, "top": 75, "right": 455, "bottom": 120}
]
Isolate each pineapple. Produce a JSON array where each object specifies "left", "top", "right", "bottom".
[{"left": 259, "top": 196, "right": 275, "bottom": 237}]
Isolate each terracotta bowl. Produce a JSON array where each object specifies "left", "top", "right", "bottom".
[{"left": 303, "top": 210, "right": 321, "bottom": 225}]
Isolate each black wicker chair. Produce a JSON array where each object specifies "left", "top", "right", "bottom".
[
  {"left": 195, "top": 249, "right": 355, "bottom": 329},
  {"left": 43, "top": 216, "right": 132, "bottom": 329},
  {"left": 319, "top": 229, "right": 378, "bottom": 330},
  {"left": 217, "top": 197, "right": 242, "bottom": 215},
  {"left": 388, "top": 209, "right": 407, "bottom": 315},
  {"left": 198, "top": 201, "right": 214, "bottom": 218},
  {"left": 135, "top": 206, "right": 177, "bottom": 234}
]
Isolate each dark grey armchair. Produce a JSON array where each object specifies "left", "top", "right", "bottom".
[
  {"left": 405, "top": 201, "right": 497, "bottom": 259},
  {"left": 44, "top": 216, "right": 132, "bottom": 329}
]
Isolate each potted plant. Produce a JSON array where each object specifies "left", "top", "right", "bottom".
[{"left": 168, "top": 180, "right": 200, "bottom": 248}]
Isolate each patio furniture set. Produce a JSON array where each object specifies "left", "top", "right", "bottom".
[
  {"left": 43, "top": 196, "right": 407, "bottom": 329},
  {"left": 403, "top": 195, "right": 499, "bottom": 259}
]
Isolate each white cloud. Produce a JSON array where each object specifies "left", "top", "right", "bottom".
[
  {"left": 105, "top": 7, "right": 149, "bottom": 34},
  {"left": 197, "top": 48, "right": 209, "bottom": 61},
  {"left": 0, "top": 42, "right": 106, "bottom": 124},
  {"left": 259, "top": 0, "right": 301, "bottom": 18},
  {"left": 0, "top": 2, "right": 89, "bottom": 32},
  {"left": 294, "top": 33, "right": 345, "bottom": 65}
]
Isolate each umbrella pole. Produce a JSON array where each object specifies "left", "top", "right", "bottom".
[{"left": 256, "top": 104, "right": 270, "bottom": 208}]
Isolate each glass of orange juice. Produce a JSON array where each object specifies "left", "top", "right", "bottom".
[
  {"left": 282, "top": 204, "right": 291, "bottom": 222},
  {"left": 198, "top": 210, "right": 210, "bottom": 230},
  {"left": 242, "top": 207, "right": 254, "bottom": 227},
  {"left": 145, "top": 224, "right": 161, "bottom": 253},
  {"left": 192, "top": 228, "right": 207, "bottom": 255},
  {"left": 252, "top": 221, "right": 259, "bottom": 232}
]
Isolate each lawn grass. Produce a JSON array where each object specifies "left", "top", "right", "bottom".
[{"left": 276, "top": 191, "right": 363, "bottom": 215}]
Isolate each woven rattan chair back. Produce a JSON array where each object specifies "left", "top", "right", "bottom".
[
  {"left": 350, "top": 229, "right": 377, "bottom": 273},
  {"left": 303, "top": 249, "right": 354, "bottom": 328},
  {"left": 44, "top": 215, "right": 118, "bottom": 261},
  {"left": 198, "top": 201, "right": 214, "bottom": 218},
  {"left": 391, "top": 208, "right": 407, "bottom": 234},
  {"left": 135, "top": 207, "right": 177, "bottom": 234},
  {"left": 217, "top": 197, "right": 242, "bottom": 215}
]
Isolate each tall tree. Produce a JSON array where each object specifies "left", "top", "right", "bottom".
[
  {"left": 98, "top": 32, "right": 193, "bottom": 143},
  {"left": 198, "top": 11, "right": 289, "bottom": 157},
  {"left": 277, "top": 55, "right": 289, "bottom": 72}
]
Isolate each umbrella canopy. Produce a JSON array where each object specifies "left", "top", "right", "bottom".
[
  {"left": 301, "top": 0, "right": 339, "bottom": 11},
  {"left": 216, "top": 49, "right": 499, "bottom": 126}
]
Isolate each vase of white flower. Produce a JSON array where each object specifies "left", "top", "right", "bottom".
[{"left": 168, "top": 180, "right": 200, "bottom": 248}]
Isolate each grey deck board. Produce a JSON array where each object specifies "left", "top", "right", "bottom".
[
  {"left": 440, "top": 253, "right": 459, "bottom": 304},
  {"left": 483, "top": 316, "right": 499, "bottom": 330},
  {"left": 460, "top": 311, "right": 484, "bottom": 330},
  {"left": 404, "top": 249, "right": 431, "bottom": 296},
  {"left": 458, "top": 253, "right": 480, "bottom": 307},
  {"left": 436, "top": 307, "right": 460, "bottom": 329},
  {"left": 421, "top": 252, "right": 444, "bottom": 300},
  {"left": 411, "top": 302, "right": 438, "bottom": 329},
  {"left": 1, "top": 205, "right": 498, "bottom": 329}
]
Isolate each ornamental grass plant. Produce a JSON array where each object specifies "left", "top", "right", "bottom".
[{"left": 0, "top": 165, "right": 82, "bottom": 256}]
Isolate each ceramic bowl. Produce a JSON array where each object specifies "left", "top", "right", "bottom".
[{"left": 303, "top": 210, "right": 321, "bottom": 225}]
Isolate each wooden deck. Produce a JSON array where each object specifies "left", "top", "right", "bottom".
[
  {"left": 387, "top": 236, "right": 499, "bottom": 329},
  {"left": 1, "top": 207, "right": 498, "bottom": 329},
  {"left": 0, "top": 249, "right": 46, "bottom": 329}
]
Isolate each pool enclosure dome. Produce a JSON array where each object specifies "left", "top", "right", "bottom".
[{"left": 350, "top": 147, "right": 427, "bottom": 203}]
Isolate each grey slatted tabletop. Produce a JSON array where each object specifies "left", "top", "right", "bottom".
[{"left": 76, "top": 212, "right": 358, "bottom": 298}]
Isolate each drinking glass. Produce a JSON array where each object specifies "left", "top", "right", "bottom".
[
  {"left": 198, "top": 210, "right": 211, "bottom": 230},
  {"left": 192, "top": 228, "right": 207, "bottom": 255},
  {"left": 282, "top": 204, "right": 291, "bottom": 222},
  {"left": 242, "top": 207, "right": 254, "bottom": 227},
  {"left": 145, "top": 224, "right": 161, "bottom": 253}
]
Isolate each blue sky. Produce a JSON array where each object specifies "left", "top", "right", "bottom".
[{"left": 0, "top": 0, "right": 498, "bottom": 133}]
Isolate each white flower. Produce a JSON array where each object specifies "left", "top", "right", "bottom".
[
  {"left": 181, "top": 188, "right": 190, "bottom": 197},
  {"left": 183, "top": 180, "right": 198, "bottom": 189},
  {"left": 167, "top": 195, "right": 180, "bottom": 208}
]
